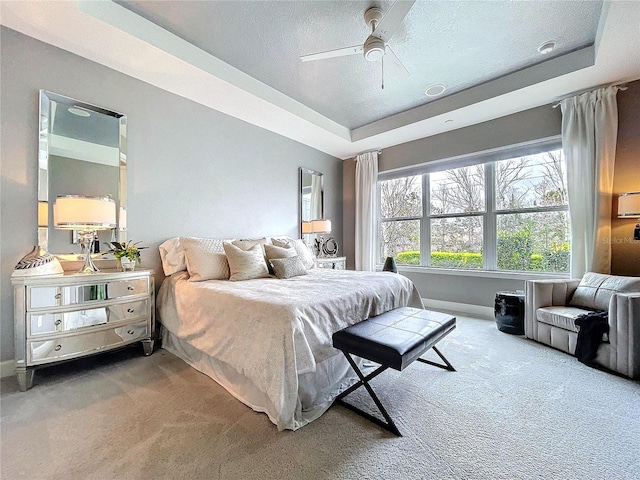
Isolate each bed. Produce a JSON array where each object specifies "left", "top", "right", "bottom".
[{"left": 156, "top": 237, "right": 423, "bottom": 430}]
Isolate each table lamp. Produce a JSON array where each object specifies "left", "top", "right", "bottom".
[
  {"left": 54, "top": 195, "right": 116, "bottom": 273},
  {"left": 618, "top": 192, "right": 640, "bottom": 241},
  {"left": 311, "top": 219, "right": 334, "bottom": 257}
]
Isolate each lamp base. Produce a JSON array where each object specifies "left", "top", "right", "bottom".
[{"left": 77, "top": 233, "right": 100, "bottom": 273}]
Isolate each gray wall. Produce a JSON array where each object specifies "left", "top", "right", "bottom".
[
  {"left": 343, "top": 105, "right": 563, "bottom": 307},
  {"left": 611, "top": 80, "right": 640, "bottom": 276},
  {"left": 0, "top": 27, "right": 342, "bottom": 363}
]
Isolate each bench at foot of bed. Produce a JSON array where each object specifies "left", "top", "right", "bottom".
[{"left": 332, "top": 307, "right": 456, "bottom": 436}]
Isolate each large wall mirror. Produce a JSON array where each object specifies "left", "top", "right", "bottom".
[
  {"left": 38, "top": 90, "right": 127, "bottom": 254},
  {"left": 299, "top": 167, "right": 323, "bottom": 237}
]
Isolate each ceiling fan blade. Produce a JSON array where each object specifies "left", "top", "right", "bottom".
[
  {"left": 372, "top": 0, "right": 416, "bottom": 43},
  {"left": 300, "top": 45, "right": 363, "bottom": 62},
  {"left": 385, "top": 46, "right": 410, "bottom": 79}
]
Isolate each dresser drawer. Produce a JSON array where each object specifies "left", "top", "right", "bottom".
[
  {"left": 28, "top": 300, "right": 148, "bottom": 336},
  {"left": 28, "top": 320, "right": 149, "bottom": 365},
  {"left": 29, "top": 278, "right": 148, "bottom": 309}
]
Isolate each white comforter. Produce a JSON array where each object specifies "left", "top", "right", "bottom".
[{"left": 157, "top": 268, "right": 423, "bottom": 429}]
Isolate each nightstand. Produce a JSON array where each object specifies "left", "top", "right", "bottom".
[
  {"left": 12, "top": 269, "right": 155, "bottom": 391},
  {"left": 315, "top": 256, "right": 346, "bottom": 270}
]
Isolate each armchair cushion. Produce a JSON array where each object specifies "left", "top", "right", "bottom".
[
  {"left": 537, "top": 306, "right": 589, "bottom": 332},
  {"left": 570, "top": 272, "right": 640, "bottom": 310}
]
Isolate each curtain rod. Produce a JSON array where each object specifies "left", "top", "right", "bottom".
[
  {"left": 353, "top": 149, "right": 382, "bottom": 159},
  {"left": 551, "top": 82, "right": 628, "bottom": 108}
]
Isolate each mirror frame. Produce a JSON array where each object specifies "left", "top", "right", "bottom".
[
  {"left": 299, "top": 167, "right": 324, "bottom": 237},
  {"left": 38, "top": 90, "right": 127, "bottom": 254}
]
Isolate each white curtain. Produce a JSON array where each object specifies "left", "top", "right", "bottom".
[
  {"left": 355, "top": 151, "right": 379, "bottom": 271},
  {"left": 560, "top": 86, "right": 620, "bottom": 278}
]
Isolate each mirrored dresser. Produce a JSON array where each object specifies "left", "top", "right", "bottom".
[{"left": 12, "top": 269, "right": 154, "bottom": 391}]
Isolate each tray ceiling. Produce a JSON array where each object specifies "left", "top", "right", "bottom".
[{"left": 2, "top": 0, "right": 640, "bottom": 159}]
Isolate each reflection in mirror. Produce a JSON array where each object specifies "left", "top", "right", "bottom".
[
  {"left": 38, "top": 90, "right": 127, "bottom": 255},
  {"left": 299, "top": 167, "right": 323, "bottom": 238}
]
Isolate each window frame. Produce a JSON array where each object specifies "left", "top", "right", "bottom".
[{"left": 377, "top": 138, "right": 569, "bottom": 274}]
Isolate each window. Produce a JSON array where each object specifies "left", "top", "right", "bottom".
[{"left": 378, "top": 145, "right": 569, "bottom": 273}]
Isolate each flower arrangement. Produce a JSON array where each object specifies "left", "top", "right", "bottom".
[{"left": 104, "top": 241, "right": 148, "bottom": 263}]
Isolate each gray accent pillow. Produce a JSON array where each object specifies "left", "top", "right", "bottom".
[
  {"left": 570, "top": 272, "right": 640, "bottom": 310},
  {"left": 269, "top": 256, "right": 308, "bottom": 279},
  {"left": 223, "top": 242, "right": 270, "bottom": 281},
  {"left": 272, "top": 238, "right": 315, "bottom": 269},
  {"left": 263, "top": 244, "right": 298, "bottom": 274}
]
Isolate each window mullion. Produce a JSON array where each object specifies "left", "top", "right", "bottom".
[
  {"left": 485, "top": 162, "right": 497, "bottom": 270},
  {"left": 421, "top": 174, "right": 430, "bottom": 267}
]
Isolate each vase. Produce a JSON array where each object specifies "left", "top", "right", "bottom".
[
  {"left": 119, "top": 257, "right": 136, "bottom": 272},
  {"left": 382, "top": 256, "right": 397, "bottom": 273}
]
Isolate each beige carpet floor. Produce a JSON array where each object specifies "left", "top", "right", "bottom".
[{"left": 1, "top": 316, "right": 639, "bottom": 480}]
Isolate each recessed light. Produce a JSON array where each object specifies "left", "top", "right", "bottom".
[
  {"left": 425, "top": 84, "right": 446, "bottom": 97},
  {"left": 538, "top": 41, "right": 556, "bottom": 55},
  {"left": 68, "top": 106, "right": 90, "bottom": 117}
]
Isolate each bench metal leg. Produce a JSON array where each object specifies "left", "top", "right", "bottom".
[
  {"left": 334, "top": 352, "right": 402, "bottom": 436},
  {"left": 417, "top": 346, "right": 456, "bottom": 372},
  {"left": 334, "top": 346, "right": 456, "bottom": 436}
]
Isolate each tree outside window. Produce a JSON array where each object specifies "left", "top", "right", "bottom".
[{"left": 378, "top": 147, "right": 569, "bottom": 273}]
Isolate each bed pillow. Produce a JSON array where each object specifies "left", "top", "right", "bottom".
[
  {"left": 223, "top": 242, "right": 270, "bottom": 281},
  {"left": 269, "top": 256, "right": 308, "bottom": 279},
  {"left": 263, "top": 244, "right": 298, "bottom": 274},
  {"left": 159, "top": 237, "right": 186, "bottom": 276},
  {"left": 181, "top": 237, "right": 230, "bottom": 281},
  {"left": 272, "top": 238, "right": 315, "bottom": 269},
  {"left": 231, "top": 237, "right": 270, "bottom": 251}
]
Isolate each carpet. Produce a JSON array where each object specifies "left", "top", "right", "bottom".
[{"left": 1, "top": 316, "right": 639, "bottom": 480}]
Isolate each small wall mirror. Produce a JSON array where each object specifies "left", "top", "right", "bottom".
[
  {"left": 38, "top": 90, "right": 127, "bottom": 254},
  {"left": 299, "top": 167, "right": 323, "bottom": 237}
]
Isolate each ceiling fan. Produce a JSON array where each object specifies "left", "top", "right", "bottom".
[{"left": 300, "top": 1, "right": 416, "bottom": 88}]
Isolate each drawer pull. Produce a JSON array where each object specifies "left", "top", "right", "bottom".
[
  {"left": 127, "top": 329, "right": 134, "bottom": 335},
  {"left": 54, "top": 319, "right": 62, "bottom": 326},
  {"left": 55, "top": 293, "right": 62, "bottom": 299},
  {"left": 127, "top": 308, "right": 135, "bottom": 314},
  {"left": 54, "top": 344, "right": 62, "bottom": 351},
  {"left": 127, "top": 286, "right": 134, "bottom": 291}
]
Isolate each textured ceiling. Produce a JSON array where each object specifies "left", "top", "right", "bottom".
[{"left": 118, "top": 0, "right": 603, "bottom": 129}]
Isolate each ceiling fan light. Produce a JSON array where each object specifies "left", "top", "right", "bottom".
[{"left": 363, "top": 36, "right": 385, "bottom": 61}]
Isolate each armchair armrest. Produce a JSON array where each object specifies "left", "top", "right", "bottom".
[
  {"left": 524, "top": 278, "right": 581, "bottom": 339},
  {"left": 606, "top": 293, "right": 640, "bottom": 379}
]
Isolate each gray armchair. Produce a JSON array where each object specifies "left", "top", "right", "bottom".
[{"left": 525, "top": 272, "right": 640, "bottom": 379}]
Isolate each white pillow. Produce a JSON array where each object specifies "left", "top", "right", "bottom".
[
  {"left": 272, "top": 238, "right": 315, "bottom": 269},
  {"left": 223, "top": 242, "right": 270, "bottom": 281},
  {"left": 159, "top": 237, "right": 186, "bottom": 276},
  {"left": 231, "top": 237, "right": 270, "bottom": 250},
  {"left": 181, "top": 237, "right": 230, "bottom": 281}
]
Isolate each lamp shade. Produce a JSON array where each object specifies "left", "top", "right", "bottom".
[
  {"left": 618, "top": 192, "right": 640, "bottom": 218},
  {"left": 301, "top": 221, "right": 312, "bottom": 234},
  {"left": 53, "top": 195, "right": 116, "bottom": 231},
  {"left": 311, "top": 219, "right": 331, "bottom": 234}
]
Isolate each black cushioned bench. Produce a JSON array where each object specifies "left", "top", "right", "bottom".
[{"left": 332, "top": 307, "right": 456, "bottom": 436}]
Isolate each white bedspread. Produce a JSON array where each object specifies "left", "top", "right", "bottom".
[{"left": 157, "top": 268, "right": 423, "bottom": 430}]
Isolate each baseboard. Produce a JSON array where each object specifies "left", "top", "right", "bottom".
[
  {"left": 0, "top": 359, "right": 15, "bottom": 378},
  {"left": 422, "top": 298, "right": 494, "bottom": 321}
]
